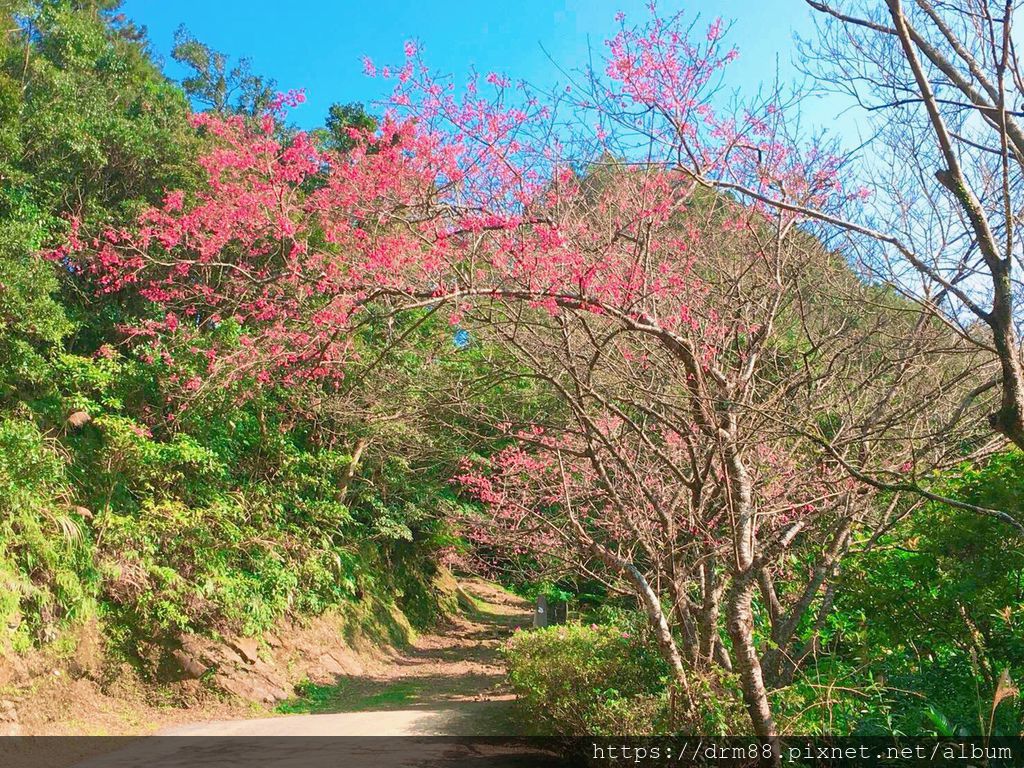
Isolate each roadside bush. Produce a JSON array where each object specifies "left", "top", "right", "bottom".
[
  {"left": 505, "top": 619, "right": 752, "bottom": 736},
  {"left": 505, "top": 623, "right": 669, "bottom": 735}
]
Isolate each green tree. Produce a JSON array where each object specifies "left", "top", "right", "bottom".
[
  {"left": 171, "top": 25, "right": 274, "bottom": 115},
  {"left": 323, "top": 102, "right": 376, "bottom": 152}
]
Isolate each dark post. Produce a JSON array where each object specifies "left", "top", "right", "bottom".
[
  {"left": 533, "top": 594, "right": 549, "bottom": 628},
  {"left": 552, "top": 601, "right": 568, "bottom": 625}
]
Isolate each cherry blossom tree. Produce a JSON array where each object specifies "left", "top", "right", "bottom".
[
  {"left": 651, "top": 0, "right": 1024, "bottom": 453},
  {"left": 452, "top": 173, "right": 987, "bottom": 736}
]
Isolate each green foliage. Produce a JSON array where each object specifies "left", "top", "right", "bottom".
[
  {"left": 772, "top": 658, "right": 891, "bottom": 736},
  {"left": 504, "top": 623, "right": 671, "bottom": 735},
  {"left": 0, "top": 416, "right": 97, "bottom": 649},
  {"left": 0, "top": 2, "right": 462, "bottom": 673},
  {"left": 24, "top": 345, "right": 456, "bottom": 656},
  {"left": 504, "top": 618, "right": 748, "bottom": 737},
  {"left": 322, "top": 102, "right": 376, "bottom": 152},
  {"left": 171, "top": 25, "right": 274, "bottom": 115},
  {"left": 276, "top": 678, "right": 423, "bottom": 715},
  {"left": 836, "top": 451, "right": 1024, "bottom": 736}
]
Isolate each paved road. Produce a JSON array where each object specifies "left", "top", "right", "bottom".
[
  {"left": 159, "top": 701, "right": 501, "bottom": 737},
  {"left": 66, "top": 732, "right": 558, "bottom": 768}
]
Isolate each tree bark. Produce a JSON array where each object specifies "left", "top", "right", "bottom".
[
  {"left": 727, "top": 580, "right": 780, "bottom": 747},
  {"left": 623, "top": 563, "right": 696, "bottom": 714}
]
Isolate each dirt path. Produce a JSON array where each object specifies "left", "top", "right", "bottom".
[{"left": 163, "top": 579, "right": 532, "bottom": 738}]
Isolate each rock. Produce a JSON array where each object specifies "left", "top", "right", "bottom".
[
  {"left": 211, "top": 645, "right": 243, "bottom": 666},
  {"left": 0, "top": 699, "right": 20, "bottom": 737},
  {"left": 263, "top": 631, "right": 284, "bottom": 649},
  {"left": 229, "top": 637, "right": 260, "bottom": 664},
  {"left": 333, "top": 654, "right": 365, "bottom": 676},
  {"left": 171, "top": 649, "right": 208, "bottom": 680},
  {"left": 214, "top": 667, "right": 290, "bottom": 704},
  {"left": 66, "top": 411, "right": 91, "bottom": 429},
  {"left": 315, "top": 653, "right": 343, "bottom": 676},
  {"left": 0, "top": 653, "right": 28, "bottom": 688}
]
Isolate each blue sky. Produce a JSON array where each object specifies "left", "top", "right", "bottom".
[{"left": 121, "top": 1, "right": 851, "bottom": 140}]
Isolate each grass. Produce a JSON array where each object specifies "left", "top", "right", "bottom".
[
  {"left": 337, "top": 596, "right": 417, "bottom": 652},
  {"left": 275, "top": 678, "right": 425, "bottom": 714}
]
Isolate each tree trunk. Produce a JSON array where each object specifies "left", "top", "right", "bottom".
[
  {"left": 624, "top": 564, "right": 696, "bottom": 715},
  {"left": 698, "top": 559, "right": 723, "bottom": 667},
  {"left": 727, "top": 580, "right": 778, "bottom": 741},
  {"left": 988, "top": 306, "right": 1024, "bottom": 451},
  {"left": 719, "top": 417, "right": 780, "bottom": 756},
  {"left": 573, "top": 523, "right": 699, "bottom": 718}
]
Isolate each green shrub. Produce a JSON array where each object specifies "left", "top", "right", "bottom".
[
  {"left": 0, "top": 417, "right": 97, "bottom": 650},
  {"left": 834, "top": 451, "right": 1024, "bottom": 735},
  {"left": 505, "top": 620, "right": 752, "bottom": 736},
  {"left": 504, "top": 623, "right": 671, "bottom": 735}
]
